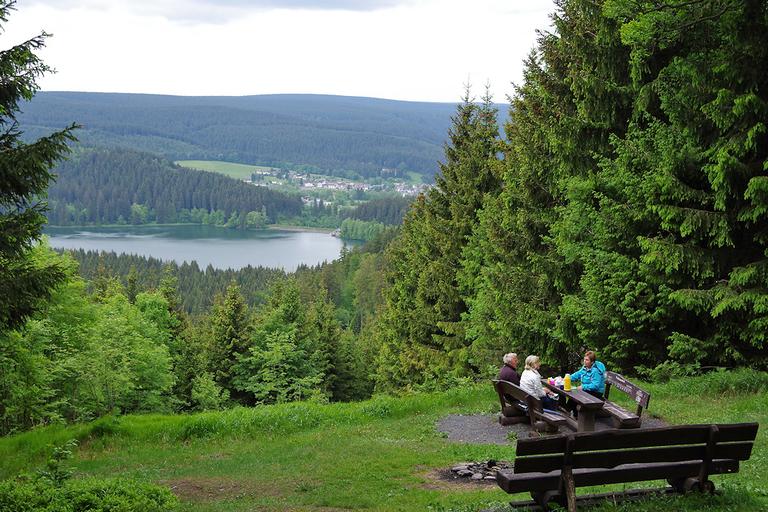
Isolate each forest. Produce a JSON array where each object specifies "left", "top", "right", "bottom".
[
  {"left": 46, "top": 147, "right": 413, "bottom": 229},
  {"left": 4, "top": 0, "right": 768, "bottom": 438},
  {"left": 46, "top": 148, "right": 303, "bottom": 225},
  {"left": 20, "top": 91, "right": 464, "bottom": 178}
]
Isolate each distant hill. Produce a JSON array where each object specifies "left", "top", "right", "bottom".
[
  {"left": 47, "top": 148, "right": 303, "bottom": 225},
  {"left": 19, "top": 92, "right": 498, "bottom": 179}
]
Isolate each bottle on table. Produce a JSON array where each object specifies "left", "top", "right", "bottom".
[{"left": 564, "top": 373, "right": 572, "bottom": 391}]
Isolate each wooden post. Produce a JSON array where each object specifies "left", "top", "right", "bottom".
[
  {"left": 563, "top": 434, "right": 577, "bottom": 512},
  {"left": 698, "top": 424, "right": 718, "bottom": 492},
  {"left": 526, "top": 395, "right": 537, "bottom": 427}
]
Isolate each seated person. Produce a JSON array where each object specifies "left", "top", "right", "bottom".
[
  {"left": 571, "top": 350, "right": 606, "bottom": 399},
  {"left": 519, "top": 355, "right": 559, "bottom": 411},
  {"left": 498, "top": 352, "right": 520, "bottom": 385},
  {"left": 567, "top": 350, "right": 606, "bottom": 418}
]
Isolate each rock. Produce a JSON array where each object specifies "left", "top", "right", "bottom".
[
  {"left": 471, "top": 473, "right": 484, "bottom": 480},
  {"left": 484, "top": 475, "right": 496, "bottom": 480},
  {"left": 451, "top": 464, "right": 470, "bottom": 472}
]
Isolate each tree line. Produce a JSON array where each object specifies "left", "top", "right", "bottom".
[
  {"left": 46, "top": 148, "right": 414, "bottom": 229},
  {"left": 67, "top": 250, "right": 286, "bottom": 313},
  {"left": 20, "top": 92, "right": 458, "bottom": 177},
  {"left": 344, "top": 196, "right": 412, "bottom": 225},
  {"left": 46, "top": 148, "right": 303, "bottom": 225}
]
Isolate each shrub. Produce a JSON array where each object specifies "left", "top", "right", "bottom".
[{"left": 0, "top": 477, "right": 178, "bottom": 511}]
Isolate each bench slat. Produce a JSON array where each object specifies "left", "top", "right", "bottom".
[
  {"left": 534, "top": 410, "right": 568, "bottom": 425},
  {"left": 497, "top": 459, "right": 740, "bottom": 493},
  {"left": 516, "top": 423, "right": 759, "bottom": 456},
  {"left": 602, "top": 401, "right": 639, "bottom": 421},
  {"left": 513, "top": 441, "right": 755, "bottom": 474}
]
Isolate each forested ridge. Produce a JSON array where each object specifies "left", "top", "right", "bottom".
[
  {"left": 47, "top": 148, "right": 303, "bottom": 225},
  {"left": 4, "top": 0, "right": 768, "bottom": 439},
  {"left": 20, "top": 92, "right": 468, "bottom": 177}
]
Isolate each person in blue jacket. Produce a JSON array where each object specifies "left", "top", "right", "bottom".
[
  {"left": 568, "top": 350, "right": 606, "bottom": 417},
  {"left": 572, "top": 350, "right": 606, "bottom": 398}
]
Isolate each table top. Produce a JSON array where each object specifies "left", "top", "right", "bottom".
[{"left": 542, "top": 380, "right": 604, "bottom": 410}]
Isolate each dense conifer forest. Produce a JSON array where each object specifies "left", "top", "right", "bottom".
[
  {"left": 20, "top": 92, "right": 466, "bottom": 178},
  {"left": 372, "top": 0, "right": 768, "bottom": 389},
  {"left": 46, "top": 148, "right": 303, "bottom": 225},
  {"left": 66, "top": 250, "right": 286, "bottom": 313}
]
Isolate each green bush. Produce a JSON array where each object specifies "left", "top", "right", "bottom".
[{"left": 0, "top": 477, "right": 178, "bottom": 512}]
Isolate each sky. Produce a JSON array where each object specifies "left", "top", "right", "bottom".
[{"left": 6, "top": 0, "right": 556, "bottom": 103}]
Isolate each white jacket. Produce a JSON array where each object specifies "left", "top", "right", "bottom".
[{"left": 520, "top": 369, "right": 546, "bottom": 398}]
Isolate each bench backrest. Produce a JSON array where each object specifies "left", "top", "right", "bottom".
[
  {"left": 605, "top": 371, "right": 651, "bottom": 411},
  {"left": 513, "top": 423, "right": 759, "bottom": 474},
  {"left": 493, "top": 379, "right": 543, "bottom": 412}
]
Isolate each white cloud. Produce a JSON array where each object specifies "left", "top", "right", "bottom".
[
  {"left": 26, "top": 0, "right": 417, "bottom": 22},
  {"left": 5, "top": 0, "right": 555, "bottom": 103}
]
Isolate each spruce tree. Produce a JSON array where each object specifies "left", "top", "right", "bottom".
[
  {"left": 0, "top": 1, "right": 77, "bottom": 332},
  {"left": 377, "top": 88, "right": 501, "bottom": 389},
  {"left": 461, "top": 0, "right": 633, "bottom": 371},
  {"left": 207, "top": 281, "right": 250, "bottom": 399},
  {"left": 572, "top": 0, "right": 768, "bottom": 371}
]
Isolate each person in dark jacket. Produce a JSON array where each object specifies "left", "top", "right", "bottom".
[{"left": 498, "top": 352, "right": 520, "bottom": 385}]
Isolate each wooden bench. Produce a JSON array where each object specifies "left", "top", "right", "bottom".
[
  {"left": 493, "top": 379, "right": 570, "bottom": 433},
  {"left": 601, "top": 371, "right": 651, "bottom": 428},
  {"left": 496, "top": 422, "right": 759, "bottom": 511}
]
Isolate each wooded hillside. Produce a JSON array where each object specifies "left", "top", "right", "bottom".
[
  {"left": 47, "top": 148, "right": 303, "bottom": 225},
  {"left": 20, "top": 92, "right": 468, "bottom": 178}
]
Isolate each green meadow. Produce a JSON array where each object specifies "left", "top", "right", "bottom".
[
  {"left": 176, "top": 160, "right": 275, "bottom": 180},
  {"left": 1, "top": 371, "right": 766, "bottom": 511}
]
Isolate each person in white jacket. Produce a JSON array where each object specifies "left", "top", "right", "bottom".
[{"left": 520, "top": 355, "right": 560, "bottom": 411}]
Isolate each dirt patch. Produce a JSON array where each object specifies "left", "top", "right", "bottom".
[
  {"left": 163, "top": 477, "right": 280, "bottom": 502},
  {"left": 419, "top": 468, "right": 501, "bottom": 491}
]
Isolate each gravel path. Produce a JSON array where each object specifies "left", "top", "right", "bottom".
[
  {"left": 436, "top": 414, "right": 525, "bottom": 445},
  {"left": 436, "top": 413, "right": 668, "bottom": 445}
]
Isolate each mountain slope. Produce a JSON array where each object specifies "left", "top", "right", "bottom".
[{"left": 21, "top": 92, "right": 471, "bottom": 178}]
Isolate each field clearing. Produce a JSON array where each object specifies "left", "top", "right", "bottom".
[
  {"left": 176, "top": 160, "right": 275, "bottom": 180},
  {"left": 0, "top": 372, "right": 766, "bottom": 511}
]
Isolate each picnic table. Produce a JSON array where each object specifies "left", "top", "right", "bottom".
[{"left": 542, "top": 380, "right": 604, "bottom": 432}]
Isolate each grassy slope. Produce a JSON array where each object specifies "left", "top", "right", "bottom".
[
  {"left": 0, "top": 374, "right": 766, "bottom": 512},
  {"left": 176, "top": 160, "right": 275, "bottom": 180}
]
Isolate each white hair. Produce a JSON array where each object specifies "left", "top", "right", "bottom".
[{"left": 503, "top": 353, "right": 517, "bottom": 365}]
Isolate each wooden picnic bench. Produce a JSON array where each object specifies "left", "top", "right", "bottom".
[
  {"left": 601, "top": 371, "right": 650, "bottom": 428},
  {"left": 496, "top": 422, "right": 759, "bottom": 511},
  {"left": 542, "top": 381, "right": 604, "bottom": 432},
  {"left": 493, "top": 379, "right": 571, "bottom": 433}
]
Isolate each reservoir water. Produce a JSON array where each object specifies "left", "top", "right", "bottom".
[{"left": 44, "top": 225, "right": 350, "bottom": 271}]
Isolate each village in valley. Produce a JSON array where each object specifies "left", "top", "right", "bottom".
[{"left": 245, "top": 167, "right": 429, "bottom": 202}]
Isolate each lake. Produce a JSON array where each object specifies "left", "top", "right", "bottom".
[{"left": 44, "top": 225, "right": 352, "bottom": 271}]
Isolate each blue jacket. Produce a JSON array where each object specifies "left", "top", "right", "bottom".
[{"left": 571, "top": 361, "right": 606, "bottom": 394}]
